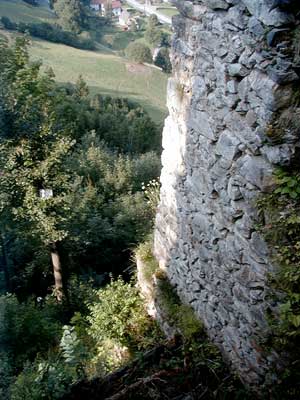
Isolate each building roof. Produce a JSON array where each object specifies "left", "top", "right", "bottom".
[{"left": 112, "top": 0, "right": 122, "bottom": 8}]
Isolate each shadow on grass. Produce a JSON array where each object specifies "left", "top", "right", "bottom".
[
  {"left": 30, "top": 36, "right": 115, "bottom": 56},
  {"left": 99, "top": 30, "right": 145, "bottom": 52},
  {"left": 88, "top": 85, "right": 168, "bottom": 125}
]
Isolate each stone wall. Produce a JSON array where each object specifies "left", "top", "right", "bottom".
[{"left": 154, "top": 0, "right": 300, "bottom": 386}]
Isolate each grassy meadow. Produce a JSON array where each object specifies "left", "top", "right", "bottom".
[
  {"left": 0, "top": 0, "right": 55, "bottom": 23},
  {"left": 0, "top": 0, "right": 168, "bottom": 124},
  {"left": 30, "top": 37, "right": 168, "bottom": 123}
]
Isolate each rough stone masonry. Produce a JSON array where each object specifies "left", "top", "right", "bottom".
[{"left": 154, "top": 0, "right": 300, "bottom": 386}]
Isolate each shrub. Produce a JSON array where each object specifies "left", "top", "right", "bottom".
[
  {"left": 258, "top": 164, "right": 300, "bottom": 397},
  {"left": 141, "top": 178, "right": 161, "bottom": 214},
  {"left": 0, "top": 294, "right": 63, "bottom": 368},
  {"left": 135, "top": 235, "right": 159, "bottom": 282},
  {"left": 10, "top": 357, "right": 77, "bottom": 400},
  {"left": 125, "top": 41, "right": 152, "bottom": 64},
  {"left": 0, "top": 16, "right": 17, "bottom": 30},
  {"left": 88, "top": 278, "right": 162, "bottom": 353}
]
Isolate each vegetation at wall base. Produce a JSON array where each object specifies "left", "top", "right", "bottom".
[{"left": 258, "top": 164, "right": 300, "bottom": 398}]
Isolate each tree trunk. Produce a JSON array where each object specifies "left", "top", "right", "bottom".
[{"left": 50, "top": 242, "right": 63, "bottom": 302}]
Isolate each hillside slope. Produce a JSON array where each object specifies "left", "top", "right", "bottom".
[{"left": 0, "top": 0, "right": 168, "bottom": 123}]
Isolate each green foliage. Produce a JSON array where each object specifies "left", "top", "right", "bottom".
[
  {"left": 0, "top": 294, "right": 63, "bottom": 367},
  {"left": 145, "top": 26, "right": 164, "bottom": 47},
  {"left": 66, "top": 275, "right": 99, "bottom": 316},
  {"left": 148, "top": 14, "right": 159, "bottom": 29},
  {"left": 0, "top": 38, "right": 161, "bottom": 294},
  {"left": 10, "top": 356, "right": 77, "bottom": 400},
  {"left": 54, "top": 0, "right": 86, "bottom": 33},
  {"left": 154, "top": 47, "right": 172, "bottom": 73},
  {"left": 60, "top": 325, "right": 87, "bottom": 368},
  {"left": 156, "top": 275, "right": 203, "bottom": 340},
  {"left": 86, "top": 96, "right": 161, "bottom": 154},
  {"left": 0, "top": 34, "right": 163, "bottom": 400},
  {"left": 142, "top": 178, "right": 161, "bottom": 215},
  {"left": 258, "top": 165, "right": 300, "bottom": 397},
  {"left": 135, "top": 235, "right": 159, "bottom": 282},
  {"left": 0, "top": 352, "right": 14, "bottom": 400},
  {"left": 144, "top": 15, "right": 170, "bottom": 48},
  {"left": 0, "top": 16, "right": 17, "bottom": 30},
  {"left": 62, "top": 132, "right": 158, "bottom": 273},
  {"left": 88, "top": 278, "right": 162, "bottom": 353},
  {"left": 274, "top": 168, "right": 300, "bottom": 199},
  {"left": 125, "top": 41, "right": 152, "bottom": 64}
]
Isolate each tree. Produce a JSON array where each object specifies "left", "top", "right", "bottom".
[
  {"left": 148, "top": 14, "right": 159, "bottom": 29},
  {"left": 145, "top": 26, "right": 162, "bottom": 47},
  {"left": 54, "top": 0, "right": 85, "bottom": 33},
  {"left": 154, "top": 47, "right": 172, "bottom": 73},
  {"left": 73, "top": 74, "right": 89, "bottom": 100},
  {"left": 0, "top": 38, "right": 75, "bottom": 301},
  {"left": 125, "top": 42, "right": 152, "bottom": 64}
]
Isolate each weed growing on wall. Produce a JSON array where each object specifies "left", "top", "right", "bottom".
[{"left": 258, "top": 165, "right": 300, "bottom": 398}]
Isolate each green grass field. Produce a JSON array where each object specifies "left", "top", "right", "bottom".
[
  {"left": 29, "top": 37, "right": 168, "bottom": 123},
  {"left": 157, "top": 7, "right": 179, "bottom": 18},
  {"left": 0, "top": 0, "right": 168, "bottom": 124},
  {"left": 0, "top": 0, "right": 55, "bottom": 23}
]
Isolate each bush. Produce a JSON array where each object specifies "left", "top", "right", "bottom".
[
  {"left": 0, "top": 294, "right": 63, "bottom": 368},
  {"left": 10, "top": 357, "right": 77, "bottom": 400},
  {"left": 135, "top": 235, "right": 159, "bottom": 282},
  {"left": 125, "top": 41, "right": 152, "bottom": 64},
  {"left": 88, "top": 278, "right": 162, "bottom": 353},
  {"left": 0, "top": 16, "right": 17, "bottom": 30}
]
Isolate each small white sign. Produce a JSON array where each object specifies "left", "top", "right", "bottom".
[{"left": 39, "top": 189, "right": 53, "bottom": 199}]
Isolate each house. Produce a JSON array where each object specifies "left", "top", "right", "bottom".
[
  {"left": 90, "top": 0, "right": 102, "bottom": 12},
  {"left": 119, "top": 10, "right": 140, "bottom": 30},
  {"left": 90, "top": 0, "right": 122, "bottom": 17},
  {"left": 119, "top": 9, "right": 130, "bottom": 27}
]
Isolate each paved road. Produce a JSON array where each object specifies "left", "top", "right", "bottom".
[{"left": 126, "top": 0, "right": 172, "bottom": 25}]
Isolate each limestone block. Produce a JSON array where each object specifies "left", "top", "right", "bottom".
[
  {"left": 237, "top": 154, "right": 273, "bottom": 190},
  {"left": 216, "top": 130, "right": 241, "bottom": 161},
  {"left": 241, "top": 0, "right": 295, "bottom": 26}
]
